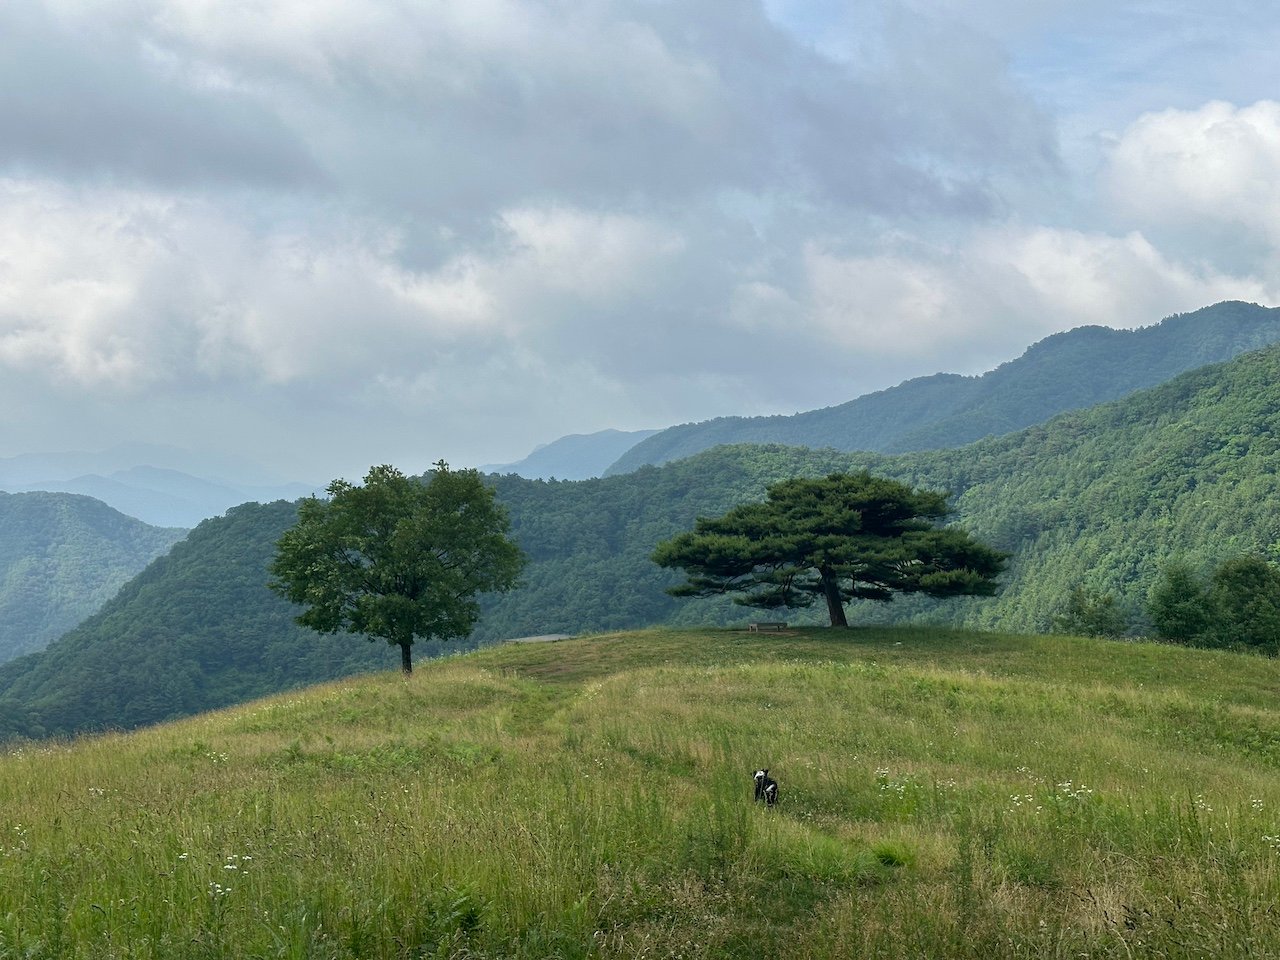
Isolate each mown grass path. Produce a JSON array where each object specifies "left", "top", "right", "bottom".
[{"left": 3, "top": 626, "right": 1280, "bottom": 958}]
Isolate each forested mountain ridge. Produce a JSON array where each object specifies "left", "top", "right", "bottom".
[
  {"left": 5, "top": 340, "right": 1280, "bottom": 741},
  {"left": 483, "top": 336, "right": 1280, "bottom": 640},
  {"left": 879, "top": 343, "right": 1280, "bottom": 632},
  {"left": 0, "top": 492, "right": 186, "bottom": 665},
  {"left": 4, "top": 466, "right": 318, "bottom": 529},
  {"left": 0, "top": 501, "right": 434, "bottom": 739},
  {"left": 0, "top": 444, "right": 319, "bottom": 528},
  {"left": 606, "top": 300, "right": 1280, "bottom": 473}
]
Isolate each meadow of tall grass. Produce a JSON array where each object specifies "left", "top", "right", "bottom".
[{"left": 2, "top": 626, "right": 1279, "bottom": 958}]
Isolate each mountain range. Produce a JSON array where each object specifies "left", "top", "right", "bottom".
[
  {"left": 6, "top": 327, "right": 1280, "bottom": 739},
  {"left": 479, "top": 428, "right": 660, "bottom": 480},
  {"left": 0, "top": 444, "right": 320, "bottom": 527},
  {"left": 473, "top": 301, "right": 1280, "bottom": 483},
  {"left": 601, "top": 300, "right": 1280, "bottom": 475}
]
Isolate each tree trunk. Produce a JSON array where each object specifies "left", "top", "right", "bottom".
[
  {"left": 820, "top": 568, "right": 849, "bottom": 628},
  {"left": 400, "top": 642, "right": 413, "bottom": 675}
]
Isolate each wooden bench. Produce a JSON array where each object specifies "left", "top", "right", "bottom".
[{"left": 748, "top": 622, "right": 788, "bottom": 632}]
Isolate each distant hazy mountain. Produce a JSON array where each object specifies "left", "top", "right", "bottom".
[
  {"left": 606, "top": 300, "right": 1280, "bottom": 474},
  {"left": 0, "top": 443, "right": 286, "bottom": 486},
  {"left": 480, "top": 428, "right": 660, "bottom": 480},
  {"left": 0, "top": 492, "right": 186, "bottom": 664},
  {"left": 0, "top": 445, "right": 320, "bottom": 527}
]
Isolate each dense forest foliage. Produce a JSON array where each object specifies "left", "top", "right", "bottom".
[
  {"left": 5, "top": 340, "right": 1280, "bottom": 741},
  {"left": 607, "top": 300, "right": 1280, "bottom": 473},
  {"left": 1146, "top": 555, "right": 1280, "bottom": 652},
  {"left": 0, "top": 492, "right": 185, "bottom": 664},
  {"left": 912, "top": 343, "right": 1280, "bottom": 633},
  {"left": 477, "top": 445, "right": 860, "bottom": 640}
]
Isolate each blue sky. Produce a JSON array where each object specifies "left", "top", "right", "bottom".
[{"left": 1, "top": 0, "right": 1278, "bottom": 482}]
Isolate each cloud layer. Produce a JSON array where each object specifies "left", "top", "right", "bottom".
[{"left": 1, "top": 0, "right": 1278, "bottom": 479}]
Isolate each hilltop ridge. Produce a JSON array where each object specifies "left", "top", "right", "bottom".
[
  {"left": 606, "top": 300, "right": 1280, "bottom": 473},
  {"left": 479, "top": 428, "right": 660, "bottom": 480}
]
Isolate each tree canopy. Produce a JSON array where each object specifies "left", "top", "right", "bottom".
[
  {"left": 269, "top": 463, "right": 525, "bottom": 673},
  {"left": 651, "top": 472, "right": 1006, "bottom": 627},
  {"left": 1148, "top": 554, "right": 1280, "bottom": 653},
  {"left": 1053, "top": 585, "right": 1129, "bottom": 638}
]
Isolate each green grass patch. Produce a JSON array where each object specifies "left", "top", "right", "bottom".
[{"left": 3, "top": 625, "right": 1280, "bottom": 957}]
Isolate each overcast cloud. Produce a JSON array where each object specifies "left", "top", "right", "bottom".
[{"left": 2, "top": 0, "right": 1279, "bottom": 482}]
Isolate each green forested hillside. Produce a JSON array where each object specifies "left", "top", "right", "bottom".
[
  {"left": 920, "top": 344, "right": 1280, "bottom": 632},
  {"left": 0, "top": 492, "right": 186, "bottom": 664},
  {"left": 608, "top": 300, "right": 1280, "bottom": 473},
  {"left": 5, "top": 341, "right": 1280, "bottom": 740},
  {"left": 476, "top": 446, "right": 859, "bottom": 640},
  {"left": 0, "top": 501, "right": 468, "bottom": 739},
  {"left": 463, "top": 340, "right": 1280, "bottom": 641}
]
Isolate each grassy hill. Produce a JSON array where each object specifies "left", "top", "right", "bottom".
[
  {"left": 0, "top": 492, "right": 186, "bottom": 664},
  {"left": 3, "top": 626, "right": 1279, "bottom": 959},
  {"left": 607, "top": 300, "right": 1280, "bottom": 473}
]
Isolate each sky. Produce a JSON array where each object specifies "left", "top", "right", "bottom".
[{"left": 2, "top": 0, "right": 1279, "bottom": 483}]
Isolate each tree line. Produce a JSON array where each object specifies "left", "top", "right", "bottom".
[{"left": 1061, "top": 554, "right": 1280, "bottom": 654}]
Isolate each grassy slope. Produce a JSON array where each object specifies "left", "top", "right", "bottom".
[{"left": 4, "top": 627, "right": 1280, "bottom": 959}]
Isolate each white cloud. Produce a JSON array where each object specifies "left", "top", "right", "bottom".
[
  {"left": 22, "top": 0, "right": 1059, "bottom": 223},
  {"left": 0, "top": 177, "right": 690, "bottom": 390},
  {"left": 0, "top": 1, "right": 318, "bottom": 190},
  {"left": 0, "top": 179, "right": 476, "bottom": 388},
  {"left": 0, "top": 179, "right": 174, "bottom": 386},
  {"left": 493, "top": 207, "right": 687, "bottom": 303},
  {"left": 983, "top": 225, "right": 1271, "bottom": 326},
  {"left": 1106, "top": 100, "right": 1280, "bottom": 264},
  {"left": 2, "top": 1, "right": 1279, "bottom": 477},
  {"left": 800, "top": 223, "right": 1272, "bottom": 376}
]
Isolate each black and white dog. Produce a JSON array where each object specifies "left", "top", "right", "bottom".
[{"left": 753, "top": 768, "right": 779, "bottom": 806}]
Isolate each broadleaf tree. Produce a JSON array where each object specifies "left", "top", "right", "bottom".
[
  {"left": 269, "top": 462, "right": 525, "bottom": 673},
  {"left": 651, "top": 472, "right": 1005, "bottom": 627},
  {"left": 1053, "top": 585, "right": 1130, "bottom": 638}
]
